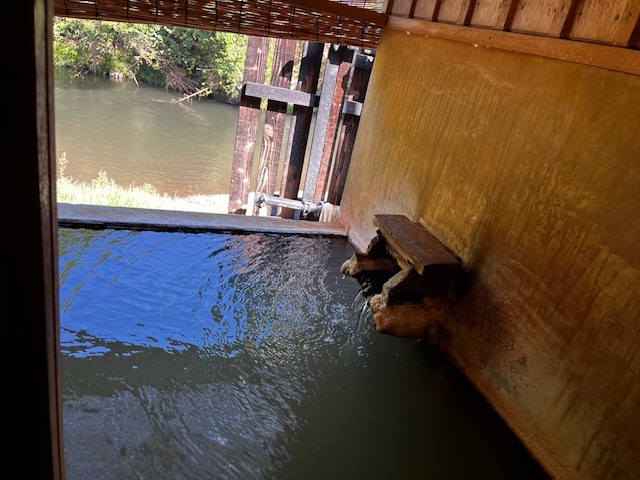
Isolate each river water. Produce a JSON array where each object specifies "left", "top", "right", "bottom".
[
  {"left": 59, "top": 227, "right": 548, "bottom": 479},
  {"left": 54, "top": 70, "right": 244, "bottom": 197}
]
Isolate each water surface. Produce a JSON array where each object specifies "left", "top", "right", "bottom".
[
  {"left": 55, "top": 71, "right": 240, "bottom": 196},
  {"left": 59, "top": 227, "right": 548, "bottom": 479}
]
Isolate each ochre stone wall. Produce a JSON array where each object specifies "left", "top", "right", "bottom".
[{"left": 340, "top": 29, "right": 640, "bottom": 480}]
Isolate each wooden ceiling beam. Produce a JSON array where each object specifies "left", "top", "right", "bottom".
[
  {"left": 382, "top": 0, "right": 394, "bottom": 15},
  {"left": 386, "top": 16, "right": 640, "bottom": 76},
  {"left": 456, "top": 0, "right": 476, "bottom": 26},
  {"left": 407, "top": 0, "right": 418, "bottom": 19},
  {"left": 612, "top": 0, "right": 640, "bottom": 46},
  {"left": 430, "top": 0, "right": 444, "bottom": 22},
  {"left": 548, "top": 0, "right": 581, "bottom": 38},
  {"left": 494, "top": 0, "right": 519, "bottom": 31}
]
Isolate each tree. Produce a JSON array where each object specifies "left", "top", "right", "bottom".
[{"left": 53, "top": 18, "right": 248, "bottom": 102}]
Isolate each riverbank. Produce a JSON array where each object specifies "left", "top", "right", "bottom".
[
  {"left": 57, "top": 166, "right": 230, "bottom": 214},
  {"left": 151, "top": 193, "right": 230, "bottom": 214}
]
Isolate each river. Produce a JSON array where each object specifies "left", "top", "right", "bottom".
[{"left": 54, "top": 69, "right": 246, "bottom": 197}]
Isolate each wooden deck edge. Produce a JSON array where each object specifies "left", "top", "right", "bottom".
[{"left": 57, "top": 203, "right": 348, "bottom": 237}]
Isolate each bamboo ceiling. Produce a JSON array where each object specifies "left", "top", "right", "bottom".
[{"left": 54, "top": 0, "right": 388, "bottom": 48}]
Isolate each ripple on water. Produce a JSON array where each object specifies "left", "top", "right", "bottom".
[{"left": 59, "top": 227, "right": 549, "bottom": 480}]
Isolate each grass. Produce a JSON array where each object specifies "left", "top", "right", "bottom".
[{"left": 56, "top": 152, "right": 228, "bottom": 214}]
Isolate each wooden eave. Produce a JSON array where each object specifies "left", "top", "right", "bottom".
[{"left": 54, "top": 0, "right": 389, "bottom": 49}]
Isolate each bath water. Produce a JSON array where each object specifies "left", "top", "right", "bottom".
[{"left": 58, "top": 227, "right": 548, "bottom": 479}]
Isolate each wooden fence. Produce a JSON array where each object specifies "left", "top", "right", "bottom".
[{"left": 228, "top": 36, "right": 374, "bottom": 218}]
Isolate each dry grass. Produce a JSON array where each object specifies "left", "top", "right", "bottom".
[{"left": 56, "top": 153, "right": 228, "bottom": 214}]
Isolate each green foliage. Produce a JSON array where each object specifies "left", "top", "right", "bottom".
[
  {"left": 53, "top": 18, "right": 153, "bottom": 78},
  {"left": 207, "top": 32, "right": 248, "bottom": 98},
  {"left": 152, "top": 26, "right": 248, "bottom": 98},
  {"left": 53, "top": 18, "right": 248, "bottom": 100}
]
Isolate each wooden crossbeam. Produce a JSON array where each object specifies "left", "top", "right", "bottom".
[
  {"left": 342, "top": 100, "right": 363, "bottom": 116},
  {"left": 244, "top": 82, "right": 320, "bottom": 107},
  {"left": 386, "top": 16, "right": 640, "bottom": 77}
]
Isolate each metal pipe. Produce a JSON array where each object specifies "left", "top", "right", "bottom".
[{"left": 254, "top": 193, "right": 323, "bottom": 217}]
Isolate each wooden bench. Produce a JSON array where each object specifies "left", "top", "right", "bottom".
[
  {"left": 341, "top": 214, "right": 463, "bottom": 338},
  {"left": 373, "top": 214, "right": 462, "bottom": 279},
  {"left": 341, "top": 214, "right": 462, "bottom": 304}
]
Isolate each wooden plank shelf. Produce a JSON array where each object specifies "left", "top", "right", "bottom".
[
  {"left": 373, "top": 214, "right": 461, "bottom": 278},
  {"left": 341, "top": 214, "right": 461, "bottom": 339}
]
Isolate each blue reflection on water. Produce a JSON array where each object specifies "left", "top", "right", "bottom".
[
  {"left": 60, "top": 228, "right": 229, "bottom": 356},
  {"left": 58, "top": 227, "right": 548, "bottom": 480},
  {"left": 59, "top": 228, "right": 349, "bottom": 359}
]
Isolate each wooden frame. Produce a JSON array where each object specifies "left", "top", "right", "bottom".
[
  {"left": 9, "top": 0, "right": 65, "bottom": 478},
  {"left": 387, "top": 16, "right": 640, "bottom": 76},
  {"left": 383, "top": 0, "right": 640, "bottom": 76}
]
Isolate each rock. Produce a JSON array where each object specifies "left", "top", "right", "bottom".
[
  {"left": 370, "top": 294, "right": 453, "bottom": 343},
  {"left": 340, "top": 252, "right": 400, "bottom": 278}
]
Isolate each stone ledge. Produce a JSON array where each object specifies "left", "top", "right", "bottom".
[{"left": 57, "top": 203, "right": 348, "bottom": 237}]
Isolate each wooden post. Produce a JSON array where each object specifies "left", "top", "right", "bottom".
[
  {"left": 254, "top": 38, "right": 297, "bottom": 214},
  {"left": 279, "top": 42, "right": 323, "bottom": 219},
  {"left": 313, "top": 47, "right": 354, "bottom": 203},
  {"left": 228, "top": 36, "right": 270, "bottom": 214},
  {"left": 327, "top": 52, "right": 373, "bottom": 205},
  {"left": 303, "top": 45, "right": 354, "bottom": 204}
]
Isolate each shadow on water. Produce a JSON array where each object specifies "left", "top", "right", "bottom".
[{"left": 59, "top": 227, "right": 549, "bottom": 480}]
